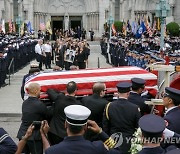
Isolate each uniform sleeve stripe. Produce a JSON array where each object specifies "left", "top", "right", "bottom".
[{"left": 0, "top": 134, "right": 9, "bottom": 143}]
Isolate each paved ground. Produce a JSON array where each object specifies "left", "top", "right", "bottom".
[{"left": 0, "top": 41, "right": 111, "bottom": 143}]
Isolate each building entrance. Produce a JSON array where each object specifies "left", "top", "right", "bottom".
[{"left": 51, "top": 16, "right": 63, "bottom": 40}]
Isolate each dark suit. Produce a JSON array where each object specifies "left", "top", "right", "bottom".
[
  {"left": 163, "top": 107, "right": 180, "bottom": 148},
  {"left": 82, "top": 94, "right": 108, "bottom": 141},
  {"left": 0, "top": 128, "right": 17, "bottom": 154},
  {"left": 45, "top": 136, "right": 120, "bottom": 154},
  {"left": 128, "top": 92, "right": 151, "bottom": 115},
  {"left": 82, "top": 94, "right": 108, "bottom": 127},
  {"left": 17, "top": 96, "right": 50, "bottom": 154},
  {"left": 103, "top": 98, "right": 141, "bottom": 154},
  {"left": 164, "top": 107, "right": 180, "bottom": 134},
  {"left": 138, "top": 146, "right": 164, "bottom": 154},
  {"left": 47, "top": 89, "right": 81, "bottom": 145}
]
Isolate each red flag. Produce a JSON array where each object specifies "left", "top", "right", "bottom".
[
  {"left": 24, "top": 66, "right": 158, "bottom": 99},
  {"left": 112, "top": 24, "right": 116, "bottom": 35},
  {"left": 13, "top": 22, "right": 16, "bottom": 33},
  {"left": 145, "top": 17, "right": 153, "bottom": 37},
  {"left": 165, "top": 56, "right": 170, "bottom": 65}
]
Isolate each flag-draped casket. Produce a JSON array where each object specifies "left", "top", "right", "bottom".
[{"left": 25, "top": 66, "right": 158, "bottom": 99}]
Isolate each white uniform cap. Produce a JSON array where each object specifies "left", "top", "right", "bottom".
[
  {"left": 30, "top": 62, "right": 39, "bottom": 68},
  {"left": 64, "top": 105, "right": 91, "bottom": 126}
]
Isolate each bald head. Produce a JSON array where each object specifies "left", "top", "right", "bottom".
[
  {"left": 93, "top": 82, "right": 106, "bottom": 96},
  {"left": 27, "top": 83, "right": 41, "bottom": 97}
]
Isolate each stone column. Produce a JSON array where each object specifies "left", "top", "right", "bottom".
[{"left": 99, "top": 0, "right": 106, "bottom": 36}]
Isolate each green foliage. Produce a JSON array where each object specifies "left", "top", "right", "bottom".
[
  {"left": 114, "top": 21, "right": 123, "bottom": 32},
  {"left": 166, "top": 22, "right": 180, "bottom": 36}
]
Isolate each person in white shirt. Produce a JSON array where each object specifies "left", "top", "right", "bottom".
[
  {"left": 43, "top": 41, "right": 52, "bottom": 69},
  {"left": 35, "top": 39, "right": 45, "bottom": 70}
]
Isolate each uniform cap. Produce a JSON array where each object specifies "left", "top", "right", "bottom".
[
  {"left": 139, "top": 114, "right": 166, "bottom": 138},
  {"left": 30, "top": 62, "right": 39, "bottom": 68},
  {"left": 116, "top": 82, "right": 132, "bottom": 93},
  {"left": 131, "top": 78, "right": 146, "bottom": 89},
  {"left": 64, "top": 105, "right": 91, "bottom": 126},
  {"left": 165, "top": 87, "right": 180, "bottom": 105}
]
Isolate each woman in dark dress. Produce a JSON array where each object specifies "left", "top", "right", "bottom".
[{"left": 76, "top": 46, "right": 87, "bottom": 69}]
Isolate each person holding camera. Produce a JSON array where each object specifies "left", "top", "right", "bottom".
[
  {"left": 17, "top": 83, "right": 51, "bottom": 154},
  {"left": 41, "top": 105, "right": 120, "bottom": 154}
]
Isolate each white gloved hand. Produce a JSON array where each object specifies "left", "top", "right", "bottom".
[{"left": 163, "top": 128, "right": 175, "bottom": 138}]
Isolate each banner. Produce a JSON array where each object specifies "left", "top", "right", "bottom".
[
  {"left": 112, "top": 24, "right": 116, "bottom": 35},
  {"left": 27, "top": 21, "right": 33, "bottom": 33},
  {"left": 136, "top": 21, "right": 146, "bottom": 38},
  {"left": 2, "top": 19, "right": 5, "bottom": 33},
  {"left": 21, "top": 22, "right": 24, "bottom": 36},
  {"left": 40, "top": 20, "right": 45, "bottom": 31},
  {"left": 46, "top": 20, "right": 52, "bottom": 34}
]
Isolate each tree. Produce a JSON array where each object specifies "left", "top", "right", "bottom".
[
  {"left": 166, "top": 22, "right": 180, "bottom": 36},
  {"left": 114, "top": 21, "right": 123, "bottom": 32}
]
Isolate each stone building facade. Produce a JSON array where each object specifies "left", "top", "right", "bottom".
[
  {"left": 111, "top": 0, "right": 180, "bottom": 24},
  {"left": 0, "top": 0, "right": 110, "bottom": 37},
  {"left": 0, "top": 0, "right": 179, "bottom": 37}
]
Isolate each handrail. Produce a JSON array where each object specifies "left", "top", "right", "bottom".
[{"left": 8, "top": 58, "right": 14, "bottom": 85}]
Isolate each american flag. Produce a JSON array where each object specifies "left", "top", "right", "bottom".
[
  {"left": 145, "top": 17, "right": 153, "bottom": 37},
  {"left": 25, "top": 67, "right": 158, "bottom": 99},
  {"left": 39, "top": 20, "right": 45, "bottom": 31}
]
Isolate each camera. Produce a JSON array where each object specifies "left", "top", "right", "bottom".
[{"left": 32, "top": 121, "right": 42, "bottom": 129}]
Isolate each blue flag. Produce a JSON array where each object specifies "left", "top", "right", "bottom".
[
  {"left": 27, "top": 21, "right": 33, "bottom": 33},
  {"left": 136, "top": 21, "right": 146, "bottom": 38}
]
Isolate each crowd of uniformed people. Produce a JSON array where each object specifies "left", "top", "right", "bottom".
[
  {"left": 100, "top": 34, "right": 180, "bottom": 68},
  {"left": 0, "top": 32, "right": 37, "bottom": 88},
  {"left": 0, "top": 29, "right": 180, "bottom": 154}
]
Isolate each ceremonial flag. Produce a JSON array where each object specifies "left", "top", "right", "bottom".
[
  {"left": 9, "top": 20, "right": 13, "bottom": 33},
  {"left": 46, "top": 20, "right": 52, "bottom": 34},
  {"left": 145, "top": 16, "right": 153, "bottom": 37},
  {"left": 27, "top": 21, "right": 33, "bottom": 33},
  {"left": 24, "top": 66, "right": 158, "bottom": 99},
  {"left": 136, "top": 21, "right": 146, "bottom": 38},
  {"left": 122, "top": 22, "right": 127, "bottom": 36},
  {"left": 153, "top": 18, "right": 157, "bottom": 33},
  {"left": 157, "top": 17, "right": 160, "bottom": 31},
  {"left": 40, "top": 20, "right": 45, "bottom": 31},
  {"left": 13, "top": 22, "right": 16, "bottom": 33},
  {"left": 20, "top": 22, "right": 24, "bottom": 36},
  {"left": 112, "top": 24, "right": 116, "bottom": 35},
  {"left": 131, "top": 21, "right": 138, "bottom": 35},
  {"left": 2, "top": 19, "right": 5, "bottom": 33}
]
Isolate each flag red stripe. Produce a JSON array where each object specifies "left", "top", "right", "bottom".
[{"left": 29, "top": 70, "right": 151, "bottom": 82}]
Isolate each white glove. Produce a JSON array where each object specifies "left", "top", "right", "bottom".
[{"left": 163, "top": 128, "right": 174, "bottom": 138}]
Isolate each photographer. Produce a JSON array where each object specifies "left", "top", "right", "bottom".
[{"left": 16, "top": 121, "right": 49, "bottom": 154}]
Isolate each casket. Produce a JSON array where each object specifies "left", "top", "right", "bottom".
[{"left": 25, "top": 66, "right": 158, "bottom": 99}]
